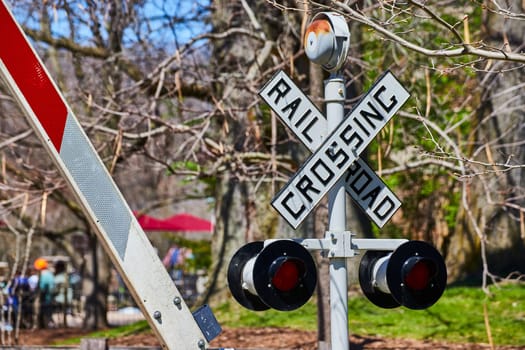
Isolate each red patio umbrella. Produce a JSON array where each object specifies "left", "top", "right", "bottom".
[{"left": 136, "top": 212, "right": 213, "bottom": 233}]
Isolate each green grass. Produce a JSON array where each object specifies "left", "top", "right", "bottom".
[
  {"left": 214, "top": 298, "right": 318, "bottom": 330},
  {"left": 66, "top": 283, "right": 525, "bottom": 347},
  {"left": 214, "top": 282, "right": 525, "bottom": 346}
]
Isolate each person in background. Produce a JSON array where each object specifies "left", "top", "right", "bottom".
[
  {"left": 5, "top": 270, "right": 28, "bottom": 328},
  {"left": 53, "top": 260, "right": 72, "bottom": 325},
  {"left": 34, "top": 258, "right": 55, "bottom": 328},
  {"left": 7, "top": 269, "right": 35, "bottom": 329},
  {"left": 27, "top": 266, "right": 39, "bottom": 293},
  {"left": 26, "top": 265, "right": 40, "bottom": 328}
]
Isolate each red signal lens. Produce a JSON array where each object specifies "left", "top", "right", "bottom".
[
  {"left": 404, "top": 259, "right": 433, "bottom": 291},
  {"left": 271, "top": 259, "right": 302, "bottom": 292}
]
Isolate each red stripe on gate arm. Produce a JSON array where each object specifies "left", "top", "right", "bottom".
[{"left": 0, "top": 3, "right": 67, "bottom": 152}]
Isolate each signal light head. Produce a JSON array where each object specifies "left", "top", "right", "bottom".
[
  {"left": 359, "top": 240, "right": 447, "bottom": 310},
  {"left": 227, "top": 240, "right": 317, "bottom": 311}
]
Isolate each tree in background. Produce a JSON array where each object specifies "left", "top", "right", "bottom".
[
  {"left": 323, "top": 0, "right": 525, "bottom": 286},
  {"left": 448, "top": 0, "right": 525, "bottom": 287},
  {"left": 0, "top": 0, "right": 216, "bottom": 329}
]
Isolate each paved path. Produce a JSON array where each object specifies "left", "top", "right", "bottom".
[{"left": 52, "top": 309, "right": 145, "bottom": 328}]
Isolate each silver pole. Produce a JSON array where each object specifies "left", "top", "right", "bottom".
[{"left": 325, "top": 74, "right": 349, "bottom": 350}]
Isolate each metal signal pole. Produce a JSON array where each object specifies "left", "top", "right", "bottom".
[
  {"left": 304, "top": 13, "right": 352, "bottom": 350},
  {"left": 326, "top": 74, "right": 350, "bottom": 350}
]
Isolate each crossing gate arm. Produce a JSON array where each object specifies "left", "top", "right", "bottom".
[{"left": 0, "top": 2, "right": 219, "bottom": 349}]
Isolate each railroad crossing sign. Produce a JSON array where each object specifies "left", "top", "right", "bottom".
[{"left": 261, "top": 70, "right": 409, "bottom": 229}]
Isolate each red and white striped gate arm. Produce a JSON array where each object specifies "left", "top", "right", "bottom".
[{"left": 0, "top": 2, "right": 209, "bottom": 349}]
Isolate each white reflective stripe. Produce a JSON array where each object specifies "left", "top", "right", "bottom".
[{"left": 60, "top": 112, "right": 131, "bottom": 259}]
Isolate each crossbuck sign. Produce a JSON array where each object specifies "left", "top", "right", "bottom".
[{"left": 260, "top": 71, "right": 410, "bottom": 229}]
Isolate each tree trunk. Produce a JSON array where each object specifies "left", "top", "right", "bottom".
[
  {"left": 204, "top": 174, "right": 247, "bottom": 304},
  {"left": 204, "top": 0, "right": 302, "bottom": 304},
  {"left": 82, "top": 232, "right": 110, "bottom": 329}
]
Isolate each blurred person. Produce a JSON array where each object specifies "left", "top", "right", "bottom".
[
  {"left": 26, "top": 266, "right": 40, "bottom": 328},
  {"left": 34, "top": 258, "right": 55, "bottom": 328},
  {"left": 28, "top": 266, "right": 39, "bottom": 292},
  {"left": 53, "top": 260, "right": 73, "bottom": 324},
  {"left": 5, "top": 270, "right": 26, "bottom": 327},
  {"left": 68, "top": 269, "right": 82, "bottom": 314},
  {"left": 7, "top": 269, "right": 34, "bottom": 329}
]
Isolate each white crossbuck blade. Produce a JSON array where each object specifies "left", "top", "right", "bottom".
[{"left": 260, "top": 70, "right": 409, "bottom": 229}]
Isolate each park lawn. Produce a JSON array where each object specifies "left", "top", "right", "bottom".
[
  {"left": 65, "top": 283, "right": 524, "bottom": 347},
  {"left": 216, "top": 282, "right": 525, "bottom": 346}
]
